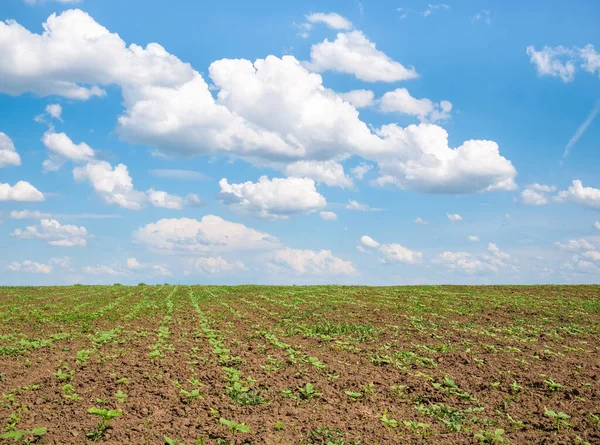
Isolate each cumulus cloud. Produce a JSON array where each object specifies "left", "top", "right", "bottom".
[
  {"left": 185, "top": 257, "right": 246, "bottom": 275},
  {"left": 379, "top": 88, "right": 452, "bottom": 122},
  {"left": 447, "top": 213, "right": 463, "bottom": 222},
  {"left": 7, "top": 260, "right": 52, "bottom": 274},
  {"left": 42, "top": 130, "right": 96, "bottom": 171},
  {"left": 414, "top": 217, "right": 427, "bottom": 224},
  {"left": 319, "top": 211, "right": 337, "bottom": 221},
  {"left": 373, "top": 124, "right": 517, "bottom": 193},
  {"left": 74, "top": 161, "right": 189, "bottom": 210},
  {"left": 11, "top": 218, "right": 89, "bottom": 247},
  {"left": 305, "top": 12, "right": 353, "bottom": 30},
  {"left": 340, "top": 90, "right": 375, "bottom": 108},
  {"left": 218, "top": 176, "right": 326, "bottom": 219},
  {"left": 360, "top": 235, "right": 422, "bottom": 264},
  {"left": 74, "top": 161, "right": 146, "bottom": 210},
  {"left": 305, "top": 31, "right": 418, "bottom": 82},
  {"left": 285, "top": 160, "right": 353, "bottom": 188},
  {"left": 554, "top": 180, "right": 600, "bottom": 210},
  {"left": 134, "top": 215, "right": 281, "bottom": 254},
  {"left": 468, "top": 235, "right": 480, "bottom": 242},
  {"left": 595, "top": 221, "right": 600, "bottom": 230},
  {"left": 0, "top": 181, "right": 44, "bottom": 202},
  {"left": 555, "top": 238, "right": 596, "bottom": 252},
  {"left": 521, "top": 183, "right": 557, "bottom": 205},
  {"left": 10, "top": 210, "right": 53, "bottom": 219},
  {"left": 345, "top": 199, "right": 382, "bottom": 211},
  {"left": 269, "top": 248, "right": 356, "bottom": 275},
  {"left": 0, "top": 132, "right": 21, "bottom": 167},
  {"left": 0, "top": 11, "right": 518, "bottom": 197}
]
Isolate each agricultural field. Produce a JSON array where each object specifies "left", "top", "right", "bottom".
[{"left": 0, "top": 285, "right": 599, "bottom": 444}]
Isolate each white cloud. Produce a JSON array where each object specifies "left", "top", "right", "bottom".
[
  {"left": 134, "top": 215, "right": 281, "bottom": 254},
  {"left": 185, "top": 256, "right": 245, "bottom": 275},
  {"left": 320, "top": 211, "right": 337, "bottom": 221},
  {"left": 468, "top": 235, "right": 480, "bottom": 242},
  {"left": 414, "top": 217, "right": 427, "bottom": 224},
  {"left": 554, "top": 180, "right": 600, "bottom": 210},
  {"left": 526, "top": 45, "right": 577, "bottom": 83},
  {"left": 555, "top": 238, "right": 595, "bottom": 252},
  {"left": 434, "top": 243, "right": 513, "bottom": 274},
  {"left": 521, "top": 183, "right": 557, "bottom": 206},
  {"left": 472, "top": 10, "right": 492, "bottom": 25},
  {"left": 305, "top": 12, "right": 353, "bottom": 30},
  {"left": 580, "top": 44, "right": 600, "bottom": 76},
  {"left": 0, "top": 181, "right": 44, "bottom": 202},
  {"left": 126, "top": 257, "right": 172, "bottom": 276},
  {"left": 423, "top": 4, "right": 449, "bottom": 17},
  {"left": 1, "top": 11, "right": 518, "bottom": 198},
  {"left": 379, "top": 88, "right": 452, "bottom": 122},
  {"left": 50, "top": 256, "right": 71, "bottom": 268},
  {"left": 184, "top": 193, "right": 204, "bottom": 207},
  {"left": 340, "top": 90, "right": 375, "bottom": 108},
  {"left": 595, "top": 221, "right": 600, "bottom": 230},
  {"left": 351, "top": 163, "right": 372, "bottom": 180},
  {"left": 74, "top": 161, "right": 146, "bottom": 210},
  {"left": 0, "top": 9, "right": 194, "bottom": 99},
  {"left": 305, "top": 31, "right": 418, "bottom": 82},
  {"left": 360, "top": 235, "right": 380, "bottom": 248},
  {"left": 147, "top": 188, "right": 184, "bottom": 210},
  {"left": 11, "top": 218, "right": 89, "bottom": 247},
  {"left": 10, "top": 210, "right": 53, "bottom": 219},
  {"left": 360, "top": 234, "right": 422, "bottom": 264},
  {"left": 218, "top": 176, "right": 326, "bottom": 219},
  {"left": 42, "top": 130, "right": 96, "bottom": 171},
  {"left": 447, "top": 213, "right": 463, "bottom": 222},
  {"left": 583, "top": 250, "right": 600, "bottom": 261},
  {"left": 373, "top": 124, "right": 518, "bottom": 193},
  {"left": 345, "top": 199, "right": 382, "bottom": 212},
  {"left": 7, "top": 260, "right": 52, "bottom": 274},
  {"left": 0, "top": 132, "right": 21, "bottom": 167},
  {"left": 74, "top": 161, "right": 187, "bottom": 210},
  {"left": 149, "top": 169, "right": 208, "bottom": 181},
  {"left": 269, "top": 248, "right": 356, "bottom": 275},
  {"left": 45, "top": 104, "right": 63, "bottom": 121},
  {"left": 285, "top": 160, "right": 353, "bottom": 188}
]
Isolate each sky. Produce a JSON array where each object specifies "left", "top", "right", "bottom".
[{"left": 0, "top": 0, "right": 599, "bottom": 285}]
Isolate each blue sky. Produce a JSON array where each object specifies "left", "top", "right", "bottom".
[{"left": 0, "top": 0, "right": 599, "bottom": 285}]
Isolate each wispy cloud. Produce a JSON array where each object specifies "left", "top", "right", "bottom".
[
  {"left": 563, "top": 101, "right": 600, "bottom": 159},
  {"left": 472, "top": 9, "right": 491, "bottom": 25}
]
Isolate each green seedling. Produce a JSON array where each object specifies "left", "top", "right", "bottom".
[
  {"left": 510, "top": 381, "right": 522, "bottom": 393},
  {"left": 544, "top": 378, "right": 563, "bottom": 392},
  {"left": 0, "top": 427, "right": 47, "bottom": 444},
  {"left": 116, "top": 390, "right": 128, "bottom": 403},
  {"left": 86, "top": 407, "right": 123, "bottom": 442},
  {"left": 164, "top": 436, "right": 185, "bottom": 445},
  {"left": 380, "top": 410, "right": 399, "bottom": 428},
  {"left": 544, "top": 407, "right": 571, "bottom": 430},
  {"left": 344, "top": 390, "right": 362, "bottom": 401},
  {"left": 589, "top": 412, "right": 600, "bottom": 429},
  {"left": 219, "top": 417, "right": 250, "bottom": 435},
  {"left": 403, "top": 421, "right": 431, "bottom": 438},
  {"left": 180, "top": 388, "right": 202, "bottom": 400},
  {"left": 298, "top": 383, "right": 320, "bottom": 400},
  {"left": 54, "top": 368, "right": 74, "bottom": 381},
  {"left": 474, "top": 429, "right": 505, "bottom": 443},
  {"left": 274, "top": 420, "right": 285, "bottom": 431}
]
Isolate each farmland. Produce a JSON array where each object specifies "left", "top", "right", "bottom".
[{"left": 0, "top": 285, "right": 599, "bottom": 444}]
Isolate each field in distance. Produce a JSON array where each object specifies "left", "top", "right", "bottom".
[{"left": 0, "top": 285, "right": 599, "bottom": 444}]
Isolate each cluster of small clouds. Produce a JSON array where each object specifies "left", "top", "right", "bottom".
[
  {"left": 556, "top": 238, "right": 600, "bottom": 275},
  {"left": 521, "top": 180, "right": 600, "bottom": 210},
  {"left": 358, "top": 235, "right": 422, "bottom": 264},
  {"left": 11, "top": 219, "right": 90, "bottom": 247},
  {"left": 527, "top": 44, "right": 600, "bottom": 83},
  {"left": 0, "top": 10, "right": 518, "bottom": 197},
  {"left": 434, "top": 243, "right": 516, "bottom": 274},
  {"left": 8, "top": 257, "right": 71, "bottom": 274}
]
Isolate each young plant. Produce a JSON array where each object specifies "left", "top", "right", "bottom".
[
  {"left": 0, "top": 427, "right": 47, "bottom": 444},
  {"left": 544, "top": 407, "right": 571, "bottom": 430},
  {"left": 115, "top": 390, "right": 128, "bottom": 403},
  {"left": 298, "top": 383, "right": 320, "bottom": 400},
  {"left": 344, "top": 390, "right": 362, "bottom": 401},
  {"left": 474, "top": 429, "right": 505, "bottom": 443},
  {"left": 380, "top": 410, "right": 399, "bottom": 429},
  {"left": 219, "top": 417, "right": 250, "bottom": 435},
  {"left": 164, "top": 436, "right": 185, "bottom": 445},
  {"left": 86, "top": 408, "right": 123, "bottom": 442}
]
